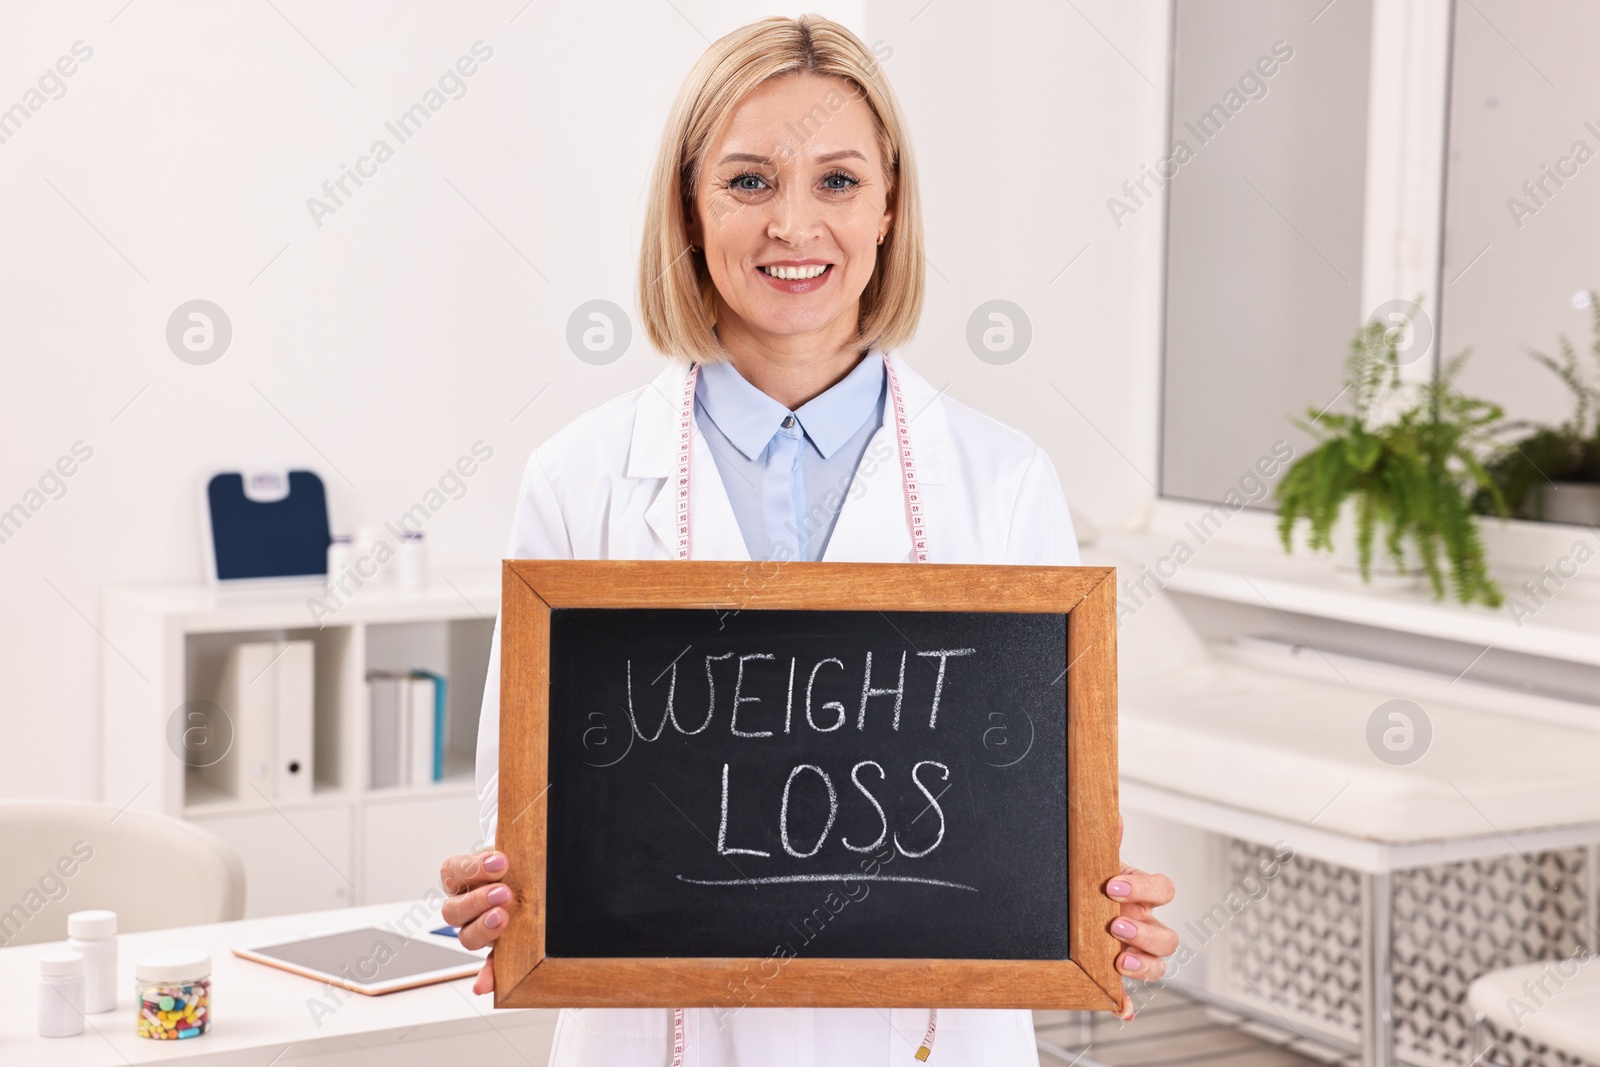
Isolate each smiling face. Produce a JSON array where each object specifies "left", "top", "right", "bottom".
[{"left": 687, "top": 72, "right": 894, "bottom": 358}]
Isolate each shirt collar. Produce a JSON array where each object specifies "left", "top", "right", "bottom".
[{"left": 695, "top": 349, "right": 885, "bottom": 461}]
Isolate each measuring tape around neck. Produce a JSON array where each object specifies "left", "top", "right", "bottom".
[{"left": 673, "top": 353, "right": 929, "bottom": 563}]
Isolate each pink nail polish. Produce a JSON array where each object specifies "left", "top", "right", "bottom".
[
  {"left": 1111, "top": 918, "right": 1137, "bottom": 938},
  {"left": 487, "top": 885, "right": 512, "bottom": 906},
  {"left": 1121, "top": 953, "right": 1142, "bottom": 971},
  {"left": 485, "top": 910, "right": 503, "bottom": 929},
  {"left": 1108, "top": 880, "right": 1130, "bottom": 898},
  {"left": 484, "top": 853, "right": 508, "bottom": 872}
]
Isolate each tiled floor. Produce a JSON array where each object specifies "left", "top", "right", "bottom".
[{"left": 1034, "top": 986, "right": 1360, "bottom": 1067}]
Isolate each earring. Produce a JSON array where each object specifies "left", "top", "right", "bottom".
[{"left": 877, "top": 234, "right": 885, "bottom": 245}]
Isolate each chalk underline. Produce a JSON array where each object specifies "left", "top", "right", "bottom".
[{"left": 675, "top": 873, "right": 979, "bottom": 892}]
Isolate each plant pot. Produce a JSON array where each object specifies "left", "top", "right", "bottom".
[
  {"left": 1329, "top": 499, "right": 1423, "bottom": 591},
  {"left": 1537, "top": 482, "right": 1600, "bottom": 527}
]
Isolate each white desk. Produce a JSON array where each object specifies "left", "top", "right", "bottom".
[{"left": 0, "top": 902, "right": 558, "bottom": 1066}]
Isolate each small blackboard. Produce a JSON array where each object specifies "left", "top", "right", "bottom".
[
  {"left": 494, "top": 561, "right": 1121, "bottom": 1013},
  {"left": 547, "top": 606, "right": 1066, "bottom": 961}
]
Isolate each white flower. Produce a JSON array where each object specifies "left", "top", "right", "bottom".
[{"left": 1573, "top": 290, "right": 1593, "bottom": 311}]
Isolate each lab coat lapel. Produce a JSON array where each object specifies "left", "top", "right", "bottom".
[
  {"left": 634, "top": 360, "right": 751, "bottom": 562},
  {"left": 823, "top": 350, "right": 951, "bottom": 563}
]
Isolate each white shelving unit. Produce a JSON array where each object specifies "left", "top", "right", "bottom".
[{"left": 101, "top": 571, "right": 499, "bottom": 917}]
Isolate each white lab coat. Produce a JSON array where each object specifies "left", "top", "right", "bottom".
[{"left": 474, "top": 350, "right": 1081, "bottom": 1067}]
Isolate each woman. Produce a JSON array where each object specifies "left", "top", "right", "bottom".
[{"left": 441, "top": 14, "right": 1177, "bottom": 1065}]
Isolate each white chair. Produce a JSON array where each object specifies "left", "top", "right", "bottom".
[
  {"left": 0, "top": 800, "right": 244, "bottom": 947},
  {"left": 1468, "top": 963, "right": 1600, "bottom": 1067}
]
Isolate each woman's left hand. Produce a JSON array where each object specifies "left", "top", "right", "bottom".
[{"left": 1104, "top": 815, "right": 1178, "bottom": 1021}]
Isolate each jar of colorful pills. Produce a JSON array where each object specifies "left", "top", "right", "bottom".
[{"left": 134, "top": 950, "right": 210, "bottom": 1040}]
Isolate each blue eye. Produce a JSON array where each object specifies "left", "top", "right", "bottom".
[{"left": 723, "top": 170, "right": 861, "bottom": 193}]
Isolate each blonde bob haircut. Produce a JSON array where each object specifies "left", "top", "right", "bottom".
[{"left": 638, "top": 14, "right": 924, "bottom": 363}]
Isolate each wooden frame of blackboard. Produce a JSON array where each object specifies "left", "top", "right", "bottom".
[{"left": 493, "top": 559, "right": 1122, "bottom": 1013}]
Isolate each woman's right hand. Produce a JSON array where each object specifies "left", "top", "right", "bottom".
[{"left": 440, "top": 849, "right": 512, "bottom": 994}]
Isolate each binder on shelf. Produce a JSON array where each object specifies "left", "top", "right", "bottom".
[
  {"left": 412, "top": 669, "right": 448, "bottom": 782},
  {"left": 367, "top": 673, "right": 404, "bottom": 789},
  {"left": 406, "top": 673, "right": 436, "bottom": 786},
  {"left": 200, "top": 640, "right": 315, "bottom": 800},
  {"left": 276, "top": 642, "right": 315, "bottom": 799},
  {"left": 368, "top": 668, "right": 451, "bottom": 788}
]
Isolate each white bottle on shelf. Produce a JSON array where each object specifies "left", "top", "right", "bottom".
[
  {"left": 355, "top": 525, "right": 388, "bottom": 587},
  {"left": 325, "top": 534, "right": 353, "bottom": 590},
  {"left": 397, "top": 531, "right": 428, "bottom": 588}
]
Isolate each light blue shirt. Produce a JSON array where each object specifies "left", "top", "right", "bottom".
[{"left": 694, "top": 350, "right": 886, "bottom": 562}]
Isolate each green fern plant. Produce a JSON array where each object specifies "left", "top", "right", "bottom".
[
  {"left": 1473, "top": 290, "right": 1600, "bottom": 519},
  {"left": 1275, "top": 318, "right": 1509, "bottom": 607}
]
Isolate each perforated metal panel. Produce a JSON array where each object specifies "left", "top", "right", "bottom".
[
  {"left": 1228, "top": 839, "right": 1364, "bottom": 1043},
  {"left": 1393, "top": 850, "right": 1589, "bottom": 1067},
  {"left": 1226, "top": 840, "right": 1596, "bottom": 1067}
]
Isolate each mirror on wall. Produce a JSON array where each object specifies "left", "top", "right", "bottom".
[
  {"left": 1159, "top": 0, "right": 1375, "bottom": 508},
  {"left": 1438, "top": 0, "right": 1600, "bottom": 522}
]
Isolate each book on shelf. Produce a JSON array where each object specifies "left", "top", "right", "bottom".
[{"left": 367, "top": 668, "right": 450, "bottom": 788}]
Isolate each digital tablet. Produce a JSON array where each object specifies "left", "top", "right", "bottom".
[{"left": 232, "top": 925, "right": 488, "bottom": 995}]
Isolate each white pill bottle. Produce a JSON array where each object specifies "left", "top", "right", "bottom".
[
  {"left": 67, "top": 909, "right": 118, "bottom": 1013},
  {"left": 38, "top": 950, "right": 85, "bottom": 1038}
]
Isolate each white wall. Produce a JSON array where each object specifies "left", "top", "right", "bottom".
[
  {"left": 0, "top": 0, "right": 1169, "bottom": 802},
  {"left": 864, "top": 0, "right": 1171, "bottom": 528}
]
